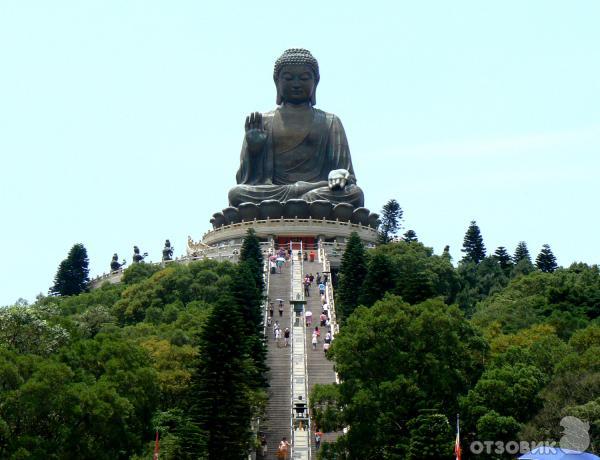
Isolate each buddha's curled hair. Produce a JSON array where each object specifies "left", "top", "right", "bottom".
[
  {"left": 273, "top": 48, "right": 320, "bottom": 105},
  {"left": 273, "top": 48, "right": 320, "bottom": 83}
]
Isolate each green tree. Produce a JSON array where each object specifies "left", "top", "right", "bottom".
[
  {"left": 442, "top": 245, "right": 451, "bottom": 260},
  {"left": 520, "top": 325, "right": 600, "bottom": 452},
  {"left": 472, "top": 264, "right": 600, "bottom": 337},
  {"left": 313, "top": 295, "right": 487, "bottom": 458},
  {"left": 358, "top": 252, "right": 395, "bottom": 307},
  {"left": 49, "top": 243, "right": 90, "bottom": 296},
  {"left": 456, "top": 256, "right": 509, "bottom": 316},
  {"left": 337, "top": 232, "right": 367, "bottom": 320},
  {"left": 378, "top": 199, "right": 403, "bottom": 244},
  {"left": 513, "top": 241, "right": 532, "bottom": 264},
  {"left": 536, "top": 244, "right": 558, "bottom": 273},
  {"left": 0, "top": 303, "right": 69, "bottom": 355},
  {"left": 512, "top": 241, "right": 535, "bottom": 277},
  {"left": 461, "top": 221, "right": 486, "bottom": 264},
  {"left": 121, "top": 262, "right": 161, "bottom": 285},
  {"left": 374, "top": 241, "right": 459, "bottom": 305},
  {"left": 239, "top": 228, "right": 264, "bottom": 293},
  {"left": 476, "top": 411, "right": 522, "bottom": 459},
  {"left": 407, "top": 413, "right": 453, "bottom": 459},
  {"left": 231, "top": 261, "right": 268, "bottom": 389},
  {"left": 494, "top": 246, "right": 513, "bottom": 272},
  {"left": 184, "top": 297, "right": 254, "bottom": 459},
  {"left": 403, "top": 229, "right": 418, "bottom": 242}
]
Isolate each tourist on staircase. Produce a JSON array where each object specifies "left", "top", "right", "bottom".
[
  {"left": 277, "top": 437, "right": 291, "bottom": 460},
  {"left": 305, "top": 310, "right": 312, "bottom": 327}
]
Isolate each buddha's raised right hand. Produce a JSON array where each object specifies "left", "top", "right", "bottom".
[{"left": 245, "top": 112, "right": 267, "bottom": 154}]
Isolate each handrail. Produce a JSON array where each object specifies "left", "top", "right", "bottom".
[
  {"left": 262, "top": 240, "right": 274, "bottom": 338},
  {"left": 319, "top": 241, "right": 341, "bottom": 385},
  {"left": 289, "top": 242, "right": 312, "bottom": 460},
  {"left": 288, "top": 245, "right": 296, "bottom": 457}
]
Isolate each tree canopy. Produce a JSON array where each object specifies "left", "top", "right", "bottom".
[
  {"left": 461, "top": 221, "right": 486, "bottom": 264},
  {"left": 377, "top": 199, "right": 403, "bottom": 244},
  {"left": 49, "top": 243, "right": 90, "bottom": 296},
  {"left": 312, "top": 295, "right": 487, "bottom": 458},
  {"left": 0, "top": 258, "right": 267, "bottom": 459},
  {"left": 536, "top": 244, "right": 558, "bottom": 273},
  {"left": 336, "top": 232, "right": 367, "bottom": 320}
]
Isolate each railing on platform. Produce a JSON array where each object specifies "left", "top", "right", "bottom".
[
  {"left": 91, "top": 242, "right": 274, "bottom": 288},
  {"left": 203, "top": 217, "right": 377, "bottom": 239}
]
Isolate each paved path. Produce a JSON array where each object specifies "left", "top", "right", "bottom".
[
  {"left": 303, "top": 259, "right": 340, "bottom": 458},
  {"left": 261, "top": 256, "right": 340, "bottom": 459},
  {"left": 262, "top": 263, "right": 292, "bottom": 459}
]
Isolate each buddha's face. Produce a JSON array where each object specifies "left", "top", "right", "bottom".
[{"left": 277, "top": 64, "right": 316, "bottom": 105}]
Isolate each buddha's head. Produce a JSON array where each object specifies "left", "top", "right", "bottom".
[{"left": 273, "top": 48, "right": 320, "bottom": 106}]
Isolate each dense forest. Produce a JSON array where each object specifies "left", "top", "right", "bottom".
[
  {"left": 0, "top": 221, "right": 598, "bottom": 459},
  {"left": 313, "top": 226, "right": 600, "bottom": 459},
  {"left": 0, "top": 232, "right": 267, "bottom": 459}
]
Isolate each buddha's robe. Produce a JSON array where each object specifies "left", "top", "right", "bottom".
[{"left": 228, "top": 108, "right": 364, "bottom": 207}]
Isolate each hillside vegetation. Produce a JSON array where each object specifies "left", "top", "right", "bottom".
[
  {"left": 0, "top": 255, "right": 266, "bottom": 459},
  {"left": 313, "top": 235, "right": 600, "bottom": 459}
]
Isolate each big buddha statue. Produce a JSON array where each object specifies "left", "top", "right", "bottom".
[{"left": 227, "top": 48, "right": 365, "bottom": 209}]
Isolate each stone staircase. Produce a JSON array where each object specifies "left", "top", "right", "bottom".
[
  {"left": 303, "top": 259, "right": 340, "bottom": 458},
  {"left": 261, "top": 254, "right": 340, "bottom": 459},
  {"left": 263, "top": 263, "right": 292, "bottom": 459}
]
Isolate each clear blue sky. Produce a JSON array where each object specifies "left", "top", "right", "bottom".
[{"left": 1, "top": 1, "right": 599, "bottom": 306}]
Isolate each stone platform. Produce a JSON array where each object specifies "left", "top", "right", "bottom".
[{"left": 190, "top": 217, "right": 377, "bottom": 253}]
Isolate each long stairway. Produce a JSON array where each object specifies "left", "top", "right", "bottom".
[
  {"left": 263, "top": 263, "right": 292, "bottom": 459},
  {"left": 303, "top": 259, "right": 340, "bottom": 458},
  {"left": 262, "top": 253, "right": 340, "bottom": 459}
]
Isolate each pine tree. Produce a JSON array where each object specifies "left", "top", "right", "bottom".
[
  {"left": 536, "top": 244, "right": 558, "bottom": 273},
  {"left": 461, "top": 221, "right": 486, "bottom": 264},
  {"left": 185, "top": 297, "right": 253, "bottom": 459},
  {"left": 358, "top": 253, "right": 395, "bottom": 307},
  {"left": 403, "top": 229, "right": 418, "bottom": 242},
  {"left": 512, "top": 241, "right": 535, "bottom": 277},
  {"left": 49, "top": 243, "right": 90, "bottom": 296},
  {"left": 377, "top": 199, "right": 403, "bottom": 244},
  {"left": 407, "top": 413, "right": 453, "bottom": 459},
  {"left": 337, "top": 232, "right": 367, "bottom": 320},
  {"left": 231, "top": 261, "right": 268, "bottom": 388},
  {"left": 239, "top": 228, "right": 264, "bottom": 293},
  {"left": 494, "top": 246, "right": 513, "bottom": 271},
  {"left": 513, "top": 241, "right": 531, "bottom": 264},
  {"left": 442, "top": 245, "right": 451, "bottom": 261}
]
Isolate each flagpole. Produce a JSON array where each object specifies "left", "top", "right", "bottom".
[
  {"left": 153, "top": 430, "right": 160, "bottom": 460},
  {"left": 455, "top": 414, "right": 461, "bottom": 460}
]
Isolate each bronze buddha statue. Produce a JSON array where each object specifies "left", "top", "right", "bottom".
[{"left": 227, "top": 48, "right": 364, "bottom": 208}]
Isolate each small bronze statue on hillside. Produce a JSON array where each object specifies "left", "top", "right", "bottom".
[
  {"left": 162, "top": 239, "right": 174, "bottom": 261},
  {"left": 110, "top": 253, "right": 126, "bottom": 272},
  {"left": 132, "top": 246, "right": 147, "bottom": 263}
]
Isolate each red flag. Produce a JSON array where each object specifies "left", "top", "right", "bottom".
[
  {"left": 454, "top": 415, "right": 461, "bottom": 460},
  {"left": 153, "top": 430, "right": 160, "bottom": 460}
]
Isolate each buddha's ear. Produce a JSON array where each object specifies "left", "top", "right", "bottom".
[
  {"left": 276, "top": 88, "right": 282, "bottom": 105},
  {"left": 311, "top": 87, "right": 317, "bottom": 106}
]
